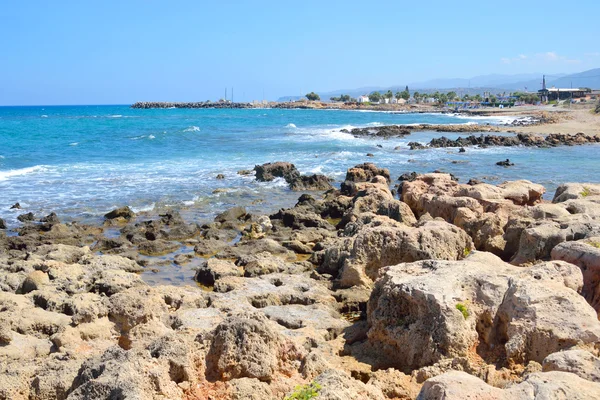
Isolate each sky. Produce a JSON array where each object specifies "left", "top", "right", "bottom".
[{"left": 1, "top": 0, "right": 599, "bottom": 105}]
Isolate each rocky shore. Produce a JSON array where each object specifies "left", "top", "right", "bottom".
[
  {"left": 409, "top": 132, "right": 600, "bottom": 150},
  {"left": 2, "top": 162, "right": 600, "bottom": 399}
]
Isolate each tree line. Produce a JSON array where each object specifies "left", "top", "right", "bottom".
[{"left": 305, "top": 88, "right": 541, "bottom": 105}]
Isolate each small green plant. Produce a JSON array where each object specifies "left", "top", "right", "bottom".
[
  {"left": 285, "top": 382, "right": 322, "bottom": 400},
  {"left": 581, "top": 187, "right": 592, "bottom": 197},
  {"left": 463, "top": 247, "right": 471, "bottom": 258},
  {"left": 456, "top": 303, "right": 469, "bottom": 319},
  {"left": 587, "top": 241, "right": 600, "bottom": 249}
]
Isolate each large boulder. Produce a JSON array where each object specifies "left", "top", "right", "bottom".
[
  {"left": 365, "top": 253, "right": 600, "bottom": 371},
  {"left": 205, "top": 312, "right": 303, "bottom": 382},
  {"left": 552, "top": 238, "right": 600, "bottom": 313},
  {"left": 417, "top": 370, "right": 600, "bottom": 400},
  {"left": 543, "top": 350, "right": 600, "bottom": 382},
  {"left": 320, "top": 218, "right": 473, "bottom": 288},
  {"left": 400, "top": 174, "right": 542, "bottom": 256},
  {"left": 289, "top": 174, "right": 334, "bottom": 191},
  {"left": 345, "top": 163, "right": 391, "bottom": 184},
  {"left": 254, "top": 162, "right": 300, "bottom": 183},
  {"left": 553, "top": 183, "right": 600, "bottom": 203}
]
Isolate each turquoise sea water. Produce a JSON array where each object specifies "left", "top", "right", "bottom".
[{"left": 1, "top": 105, "right": 599, "bottom": 228}]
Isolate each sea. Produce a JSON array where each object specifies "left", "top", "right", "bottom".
[{"left": 1, "top": 105, "right": 599, "bottom": 230}]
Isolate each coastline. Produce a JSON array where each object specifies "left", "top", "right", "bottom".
[
  {"left": 3, "top": 161, "right": 600, "bottom": 398},
  {"left": 1, "top": 104, "right": 600, "bottom": 398}
]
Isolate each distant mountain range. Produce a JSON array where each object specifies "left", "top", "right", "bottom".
[{"left": 277, "top": 68, "right": 600, "bottom": 101}]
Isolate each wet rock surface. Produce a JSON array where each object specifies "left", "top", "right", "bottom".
[{"left": 1, "top": 162, "right": 600, "bottom": 399}]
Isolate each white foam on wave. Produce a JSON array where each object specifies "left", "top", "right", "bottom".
[
  {"left": 69, "top": 142, "right": 79, "bottom": 146},
  {"left": 261, "top": 177, "right": 288, "bottom": 188},
  {"left": 183, "top": 126, "right": 201, "bottom": 132},
  {"left": 0, "top": 165, "right": 48, "bottom": 181},
  {"left": 41, "top": 115, "right": 48, "bottom": 118},
  {"left": 453, "top": 114, "right": 518, "bottom": 125},
  {"left": 286, "top": 123, "right": 297, "bottom": 128},
  {"left": 306, "top": 165, "right": 323, "bottom": 174},
  {"left": 148, "top": 135, "right": 156, "bottom": 139},
  {"left": 130, "top": 203, "right": 156, "bottom": 213},
  {"left": 109, "top": 115, "right": 122, "bottom": 118},
  {"left": 367, "top": 122, "right": 383, "bottom": 126}
]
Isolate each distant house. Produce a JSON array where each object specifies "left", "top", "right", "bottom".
[
  {"left": 357, "top": 95, "right": 369, "bottom": 103},
  {"left": 538, "top": 87, "right": 591, "bottom": 102}
]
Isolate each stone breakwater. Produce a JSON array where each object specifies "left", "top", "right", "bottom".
[
  {"left": 408, "top": 132, "right": 600, "bottom": 150},
  {"left": 131, "top": 101, "right": 254, "bottom": 109},
  {"left": 3, "top": 162, "right": 600, "bottom": 399},
  {"left": 342, "top": 124, "right": 501, "bottom": 138}
]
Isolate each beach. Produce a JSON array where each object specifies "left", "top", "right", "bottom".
[{"left": 2, "top": 104, "right": 600, "bottom": 399}]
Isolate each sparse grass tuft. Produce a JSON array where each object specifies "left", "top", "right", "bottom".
[
  {"left": 581, "top": 187, "right": 592, "bottom": 197},
  {"left": 456, "top": 303, "right": 469, "bottom": 319},
  {"left": 587, "top": 241, "right": 600, "bottom": 249},
  {"left": 285, "top": 382, "right": 322, "bottom": 400},
  {"left": 463, "top": 247, "right": 471, "bottom": 258}
]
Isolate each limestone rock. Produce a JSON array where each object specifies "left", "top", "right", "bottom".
[{"left": 205, "top": 312, "right": 303, "bottom": 382}]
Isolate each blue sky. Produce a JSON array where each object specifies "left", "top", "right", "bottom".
[{"left": 1, "top": 0, "right": 598, "bottom": 105}]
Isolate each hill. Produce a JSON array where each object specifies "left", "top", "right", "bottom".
[{"left": 278, "top": 68, "right": 600, "bottom": 102}]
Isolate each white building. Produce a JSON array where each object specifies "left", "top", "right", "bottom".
[{"left": 357, "top": 95, "right": 369, "bottom": 103}]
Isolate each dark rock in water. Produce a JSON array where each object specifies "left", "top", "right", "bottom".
[
  {"left": 254, "top": 162, "right": 300, "bottom": 183},
  {"left": 346, "top": 163, "right": 391, "bottom": 184},
  {"left": 467, "top": 178, "right": 482, "bottom": 186},
  {"left": 10, "top": 202, "right": 21, "bottom": 210},
  {"left": 215, "top": 206, "right": 248, "bottom": 223},
  {"left": 408, "top": 142, "right": 425, "bottom": 150},
  {"left": 104, "top": 206, "right": 135, "bottom": 221},
  {"left": 0, "top": 218, "right": 6, "bottom": 229},
  {"left": 496, "top": 159, "right": 515, "bottom": 167},
  {"left": 394, "top": 146, "right": 402, "bottom": 150},
  {"left": 289, "top": 174, "right": 334, "bottom": 191},
  {"left": 349, "top": 125, "right": 412, "bottom": 137},
  {"left": 237, "top": 169, "right": 254, "bottom": 176},
  {"left": 366, "top": 153, "right": 374, "bottom": 157},
  {"left": 398, "top": 172, "right": 418, "bottom": 182},
  {"left": 376, "top": 144, "right": 383, "bottom": 148},
  {"left": 40, "top": 212, "right": 60, "bottom": 225},
  {"left": 216, "top": 174, "right": 225, "bottom": 180},
  {"left": 17, "top": 212, "right": 35, "bottom": 223},
  {"left": 459, "top": 147, "right": 466, "bottom": 153}
]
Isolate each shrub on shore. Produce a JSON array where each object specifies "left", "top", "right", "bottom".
[
  {"left": 305, "top": 92, "right": 320, "bottom": 101},
  {"left": 595, "top": 100, "right": 600, "bottom": 114}
]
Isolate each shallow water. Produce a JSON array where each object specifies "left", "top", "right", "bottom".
[{"left": 1, "top": 105, "right": 599, "bottom": 230}]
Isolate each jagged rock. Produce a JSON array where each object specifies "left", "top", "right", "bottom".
[
  {"left": 0, "top": 218, "right": 6, "bottom": 229},
  {"left": 365, "top": 254, "right": 600, "bottom": 371},
  {"left": 553, "top": 183, "right": 600, "bottom": 203},
  {"left": 254, "top": 161, "right": 300, "bottom": 183},
  {"left": 104, "top": 206, "right": 135, "bottom": 221},
  {"left": 417, "top": 370, "right": 600, "bottom": 399},
  {"left": 17, "top": 212, "right": 35, "bottom": 223},
  {"left": 345, "top": 163, "right": 391, "bottom": 184},
  {"left": 289, "top": 174, "right": 334, "bottom": 191},
  {"left": 552, "top": 238, "right": 600, "bottom": 313},
  {"left": 195, "top": 259, "right": 241, "bottom": 286},
  {"left": 205, "top": 312, "right": 303, "bottom": 382},
  {"left": 321, "top": 218, "right": 472, "bottom": 288},
  {"left": 310, "top": 369, "right": 385, "bottom": 400},
  {"left": 543, "top": 350, "right": 600, "bottom": 382},
  {"left": 215, "top": 206, "right": 248, "bottom": 223}
]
